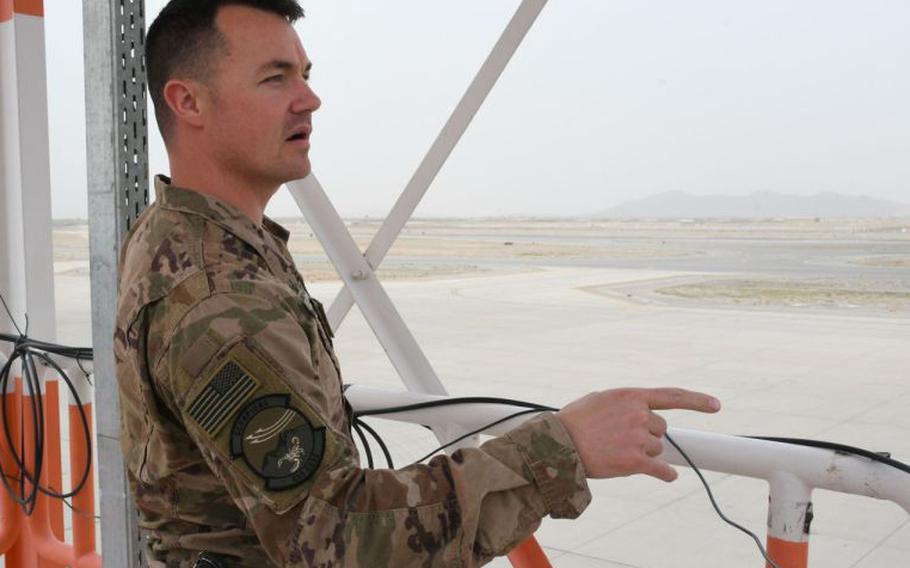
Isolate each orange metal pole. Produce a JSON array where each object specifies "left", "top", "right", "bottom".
[
  {"left": 38, "top": 380, "right": 64, "bottom": 568},
  {"left": 766, "top": 536, "right": 809, "bottom": 568},
  {"left": 0, "top": 380, "right": 23, "bottom": 554},
  {"left": 69, "top": 402, "right": 95, "bottom": 562},
  {"left": 7, "top": 378, "right": 73, "bottom": 567},
  {"left": 41, "top": 381, "right": 63, "bottom": 539},
  {"left": 507, "top": 536, "right": 553, "bottom": 568},
  {"left": 7, "top": 383, "right": 39, "bottom": 568},
  {"left": 11, "top": 0, "right": 42, "bottom": 18},
  {"left": 27, "top": 489, "right": 74, "bottom": 567},
  {"left": 24, "top": 385, "right": 75, "bottom": 568}
]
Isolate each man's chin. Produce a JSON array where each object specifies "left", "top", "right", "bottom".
[{"left": 278, "top": 161, "right": 312, "bottom": 185}]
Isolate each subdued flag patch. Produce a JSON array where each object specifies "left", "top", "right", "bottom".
[{"left": 189, "top": 360, "right": 260, "bottom": 436}]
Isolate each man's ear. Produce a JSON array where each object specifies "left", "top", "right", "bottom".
[{"left": 162, "top": 79, "right": 208, "bottom": 129}]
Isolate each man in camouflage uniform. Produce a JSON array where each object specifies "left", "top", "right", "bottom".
[{"left": 115, "top": 1, "right": 721, "bottom": 566}]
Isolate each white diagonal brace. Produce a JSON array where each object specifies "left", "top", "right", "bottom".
[
  {"left": 287, "top": 175, "right": 450, "bottom": 398},
  {"left": 325, "top": 0, "right": 548, "bottom": 331}
]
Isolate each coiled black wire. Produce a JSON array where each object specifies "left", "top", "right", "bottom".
[{"left": 0, "top": 295, "right": 95, "bottom": 516}]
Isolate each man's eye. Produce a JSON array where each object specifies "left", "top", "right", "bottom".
[{"left": 265, "top": 75, "right": 284, "bottom": 83}]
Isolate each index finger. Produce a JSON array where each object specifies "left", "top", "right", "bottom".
[{"left": 646, "top": 388, "right": 721, "bottom": 413}]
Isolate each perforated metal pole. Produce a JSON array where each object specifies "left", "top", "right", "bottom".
[{"left": 84, "top": 0, "right": 149, "bottom": 565}]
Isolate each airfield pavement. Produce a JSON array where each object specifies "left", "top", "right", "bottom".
[{"left": 39, "top": 218, "right": 910, "bottom": 567}]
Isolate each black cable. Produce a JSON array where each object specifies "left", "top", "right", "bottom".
[
  {"left": 0, "top": 296, "right": 24, "bottom": 336},
  {"left": 351, "top": 419, "right": 374, "bottom": 469},
  {"left": 0, "top": 473, "right": 100, "bottom": 520},
  {"left": 0, "top": 295, "right": 95, "bottom": 515},
  {"left": 745, "top": 436, "right": 910, "bottom": 475},
  {"left": 22, "top": 350, "right": 44, "bottom": 515},
  {"left": 59, "top": 495, "right": 101, "bottom": 520},
  {"left": 0, "top": 348, "right": 94, "bottom": 503},
  {"left": 75, "top": 357, "right": 93, "bottom": 386},
  {"left": 29, "top": 350, "right": 94, "bottom": 500},
  {"left": 354, "top": 418, "right": 394, "bottom": 469},
  {"left": 0, "top": 348, "right": 42, "bottom": 512},
  {"left": 353, "top": 396, "right": 555, "bottom": 419},
  {"left": 410, "top": 408, "right": 541, "bottom": 465},
  {"left": 665, "top": 433, "right": 782, "bottom": 568},
  {"left": 353, "top": 396, "right": 552, "bottom": 469}
]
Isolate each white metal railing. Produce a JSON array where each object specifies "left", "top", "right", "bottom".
[{"left": 346, "top": 385, "right": 910, "bottom": 567}]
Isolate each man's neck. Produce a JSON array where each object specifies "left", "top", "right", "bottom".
[{"left": 169, "top": 160, "right": 275, "bottom": 226}]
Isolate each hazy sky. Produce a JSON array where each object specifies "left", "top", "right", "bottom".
[{"left": 44, "top": 0, "right": 910, "bottom": 219}]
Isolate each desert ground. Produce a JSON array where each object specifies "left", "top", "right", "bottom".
[{"left": 43, "top": 217, "right": 910, "bottom": 567}]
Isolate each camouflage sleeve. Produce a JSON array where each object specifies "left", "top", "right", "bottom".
[{"left": 153, "top": 291, "right": 591, "bottom": 567}]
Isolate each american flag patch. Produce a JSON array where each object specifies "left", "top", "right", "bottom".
[{"left": 188, "top": 360, "right": 259, "bottom": 436}]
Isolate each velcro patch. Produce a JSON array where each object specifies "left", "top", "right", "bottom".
[
  {"left": 188, "top": 359, "right": 260, "bottom": 436},
  {"left": 230, "top": 394, "right": 325, "bottom": 490},
  {"left": 182, "top": 340, "right": 339, "bottom": 514}
]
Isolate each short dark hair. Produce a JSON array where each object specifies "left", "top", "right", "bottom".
[{"left": 146, "top": 0, "right": 304, "bottom": 143}]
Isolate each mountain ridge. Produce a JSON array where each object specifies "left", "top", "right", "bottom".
[{"left": 597, "top": 191, "right": 910, "bottom": 219}]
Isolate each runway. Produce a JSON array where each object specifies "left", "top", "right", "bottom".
[
  {"left": 44, "top": 218, "right": 910, "bottom": 567},
  {"left": 312, "top": 265, "right": 909, "bottom": 567}
]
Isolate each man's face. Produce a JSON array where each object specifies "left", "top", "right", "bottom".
[{"left": 204, "top": 5, "right": 320, "bottom": 189}]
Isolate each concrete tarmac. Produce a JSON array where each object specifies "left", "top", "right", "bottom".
[
  {"left": 28, "top": 220, "right": 910, "bottom": 567},
  {"left": 308, "top": 265, "right": 909, "bottom": 568}
]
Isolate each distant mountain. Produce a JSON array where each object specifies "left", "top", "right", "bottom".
[{"left": 597, "top": 191, "right": 910, "bottom": 219}]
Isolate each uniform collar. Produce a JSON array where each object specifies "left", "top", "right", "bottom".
[{"left": 154, "top": 175, "right": 291, "bottom": 250}]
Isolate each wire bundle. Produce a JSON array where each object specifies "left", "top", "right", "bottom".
[
  {"left": 0, "top": 295, "right": 94, "bottom": 516},
  {"left": 352, "top": 395, "right": 553, "bottom": 467}
]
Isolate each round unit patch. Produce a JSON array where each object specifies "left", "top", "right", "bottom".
[{"left": 230, "top": 394, "right": 326, "bottom": 490}]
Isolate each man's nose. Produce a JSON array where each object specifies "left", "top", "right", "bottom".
[{"left": 292, "top": 81, "right": 321, "bottom": 114}]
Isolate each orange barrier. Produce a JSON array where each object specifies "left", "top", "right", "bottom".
[
  {"left": 0, "top": 382, "right": 23, "bottom": 552},
  {"left": 507, "top": 536, "right": 553, "bottom": 568},
  {"left": 12, "top": 387, "right": 72, "bottom": 567},
  {"left": 12, "top": 0, "right": 42, "bottom": 18},
  {"left": 0, "top": 374, "right": 100, "bottom": 568},
  {"left": 69, "top": 402, "right": 99, "bottom": 568},
  {"left": 3, "top": 379, "right": 36, "bottom": 568},
  {"left": 767, "top": 536, "right": 809, "bottom": 568},
  {"left": 38, "top": 380, "right": 63, "bottom": 568}
]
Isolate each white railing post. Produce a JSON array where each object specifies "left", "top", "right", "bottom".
[{"left": 766, "top": 472, "right": 813, "bottom": 568}]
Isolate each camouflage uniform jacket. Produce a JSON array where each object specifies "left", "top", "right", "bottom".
[{"left": 115, "top": 175, "right": 591, "bottom": 567}]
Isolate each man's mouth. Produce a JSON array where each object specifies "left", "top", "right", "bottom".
[{"left": 286, "top": 127, "right": 311, "bottom": 142}]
